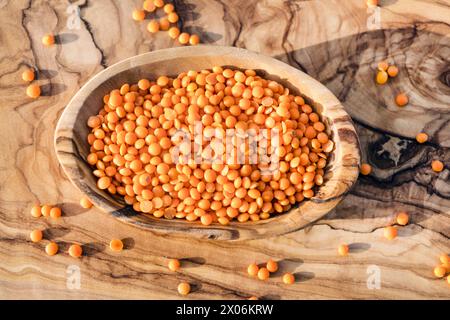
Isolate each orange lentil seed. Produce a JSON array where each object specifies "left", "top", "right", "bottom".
[
  {"left": 168, "top": 27, "right": 180, "bottom": 39},
  {"left": 384, "top": 226, "right": 397, "bottom": 240},
  {"left": 189, "top": 34, "right": 200, "bottom": 46},
  {"left": 395, "top": 93, "right": 409, "bottom": 107},
  {"left": 110, "top": 239, "right": 124, "bottom": 251},
  {"left": 416, "top": 133, "right": 428, "bottom": 144},
  {"left": 247, "top": 263, "right": 259, "bottom": 277},
  {"left": 360, "top": 163, "right": 372, "bottom": 175},
  {"left": 167, "top": 12, "right": 179, "bottom": 23},
  {"left": 440, "top": 254, "right": 449, "bottom": 265},
  {"left": 178, "top": 282, "right": 191, "bottom": 295},
  {"left": 431, "top": 160, "right": 444, "bottom": 173},
  {"left": 50, "top": 207, "right": 62, "bottom": 219},
  {"left": 266, "top": 259, "right": 278, "bottom": 273},
  {"left": 159, "top": 17, "right": 170, "bottom": 31},
  {"left": 168, "top": 258, "right": 181, "bottom": 271},
  {"left": 26, "top": 84, "right": 41, "bottom": 98},
  {"left": 282, "top": 272, "right": 295, "bottom": 284},
  {"left": 68, "top": 244, "right": 83, "bottom": 258},
  {"left": 338, "top": 244, "right": 349, "bottom": 256},
  {"left": 154, "top": 0, "right": 164, "bottom": 8},
  {"left": 434, "top": 265, "right": 446, "bottom": 278},
  {"left": 147, "top": 20, "right": 160, "bottom": 33},
  {"left": 143, "top": 0, "right": 156, "bottom": 12},
  {"left": 164, "top": 3, "right": 174, "bottom": 13},
  {"left": 396, "top": 211, "right": 409, "bottom": 226},
  {"left": 30, "top": 229, "right": 43, "bottom": 243},
  {"left": 132, "top": 9, "right": 146, "bottom": 21},
  {"left": 22, "top": 69, "right": 35, "bottom": 82},
  {"left": 377, "top": 61, "right": 389, "bottom": 71},
  {"left": 376, "top": 71, "right": 388, "bottom": 85},
  {"left": 387, "top": 65, "right": 398, "bottom": 77},
  {"left": 178, "top": 32, "right": 190, "bottom": 45},
  {"left": 31, "top": 205, "right": 42, "bottom": 218},
  {"left": 42, "top": 34, "right": 55, "bottom": 46},
  {"left": 41, "top": 205, "right": 52, "bottom": 217},
  {"left": 80, "top": 196, "right": 93, "bottom": 209},
  {"left": 45, "top": 242, "right": 59, "bottom": 256},
  {"left": 257, "top": 267, "right": 270, "bottom": 281}
]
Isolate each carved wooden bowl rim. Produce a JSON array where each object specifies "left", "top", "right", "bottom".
[{"left": 54, "top": 46, "right": 361, "bottom": 241}]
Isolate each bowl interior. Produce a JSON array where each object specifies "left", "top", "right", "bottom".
[{"left": 55, "top": 46, "right": 360, "bottom": 240}]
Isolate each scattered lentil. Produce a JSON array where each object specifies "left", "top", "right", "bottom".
[
  {"left": 247, "top": 263, "right": 259, "bottom": 277},
  {"left": 45, "top": 242, "right": 59, "bottom": 256},
  {"left": 178, "top": 32, "right": 190, "bottom": 45},
  {"left": 257, "top": 267, "right": 270, "bottom": 280},
  {"left": 22, "top": 69, "right": 35, "bottom": 82},
  {"left": 376, "top": 71, "right": 388, "bottom": 85},
  {"left": 282, "top": 272, "right": 295, "bottom": 284},
  {"left": 147, "top": 20, "right": 160, "bottom": 33},
  {"left": 377, "top": 61, "right": 389, "bottom": 71},
  {"left": 143, "top": 0, "right": 156, "bottom": 12},
  {"left": 26, "top": 84, "right": 41, "bottom": 98},
  {"left": 68, "top": 244, "right": 83, "bottom": 258},
  {"left": 387, "top": 65, "right": 398, "bottom": 77},
  {"left": 132, "top": 9, "right": 146, "bottom": 21},
  {"left": 42, "top": 34, "right": 55, "bottom": 46},
  {"left": 395, "top": 93, "right": 408, "bottom": 107},
  {"left": 31, "top": 205, "right": 42, "bottom": 218},
  {"left": 168, "top": 258, "right": 181, "bottom": 271},
  {"left": 80, "top": 196, "right": 93, "bottom": 209},
  {"left": 266, "top": 259, "right": 278, "bottom": 273},
  {"left": 178, "top": 282, "right": 191, "bottom": 295},
  {"left": 30, "top": 230, "right": 43, "bottom": 243},
  {"left": 189, "top": 34, "right": 200, "bottom": 46},
  {"left": 431, "top": 160, "right": 444, "bottom": 173},
  {"left": 416, "top": 133, "right": 428, "bottom": 144},
  {"left": 434, "top": 265, "right": 446, "bottom": 278},
  {"left": 360, "top": 163, "right": 372, "bottom": 175},
  {"left": 41, "top": 205, "right": 52, "bottom": 217},
  {"left": 168, "top": 27, "right": 180, "bottom": 39},
  {"left": 50, "top": 207, "right": 62, "bottom": 219},
  {"left": 338, "top": 244, "right": 349, "bottom": 256},
  {"left": 384, "top": 226, "right": 397, "bottom": 240},
  {"left": 396, "top": 211, "right": 409, "bottom": 226}
]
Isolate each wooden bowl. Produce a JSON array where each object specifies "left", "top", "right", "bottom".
[{"left": 55, "top": 46, "right": 360, "bottom": 241}]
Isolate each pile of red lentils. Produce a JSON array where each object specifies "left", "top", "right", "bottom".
[{"left": 86, "top": 67, "right": 333, "bottom": 225}]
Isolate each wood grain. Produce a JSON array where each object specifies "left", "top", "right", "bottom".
[
  {"left": 0, "top": 0, "right": 449, "bottom": 299},
  {"left": 54, "top": 46, "right": 360, "bottom": 240}
]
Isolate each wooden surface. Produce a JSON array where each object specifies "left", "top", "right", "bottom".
[
  {"left": 0, "top": 0, "right": 449, "bottom": 299},
  {"left": 55, "top": 46, "right": 360, "bottom": 241}
]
